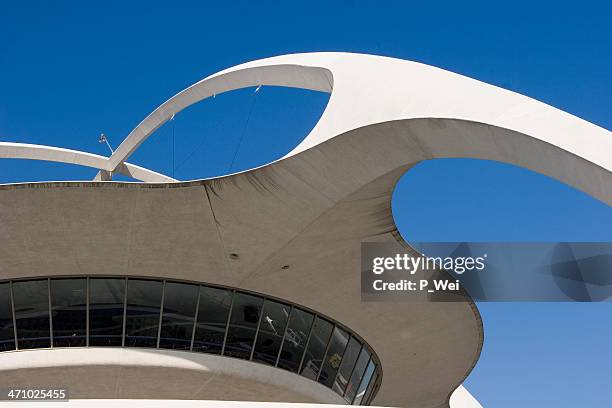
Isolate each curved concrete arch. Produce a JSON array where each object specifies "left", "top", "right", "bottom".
[
  {"left": 304, "top": 117, "right": 612, "bottom": 206},
  {"left": 104, "top": 58, "right": 334, "bottom": 172},
  {"left": 106, "top": 53, "right": 611, "bottom": 203},
  {"left": 0, "top": 142, "right": 176, "bottom": 182}
]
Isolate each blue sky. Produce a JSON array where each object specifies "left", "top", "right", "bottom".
[{"left": 1, "top": 1, "right": 611, "bottom": 406}]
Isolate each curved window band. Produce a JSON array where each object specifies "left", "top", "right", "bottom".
[{"left": 0, "top": 277, "right": 381, "bottom": 405}]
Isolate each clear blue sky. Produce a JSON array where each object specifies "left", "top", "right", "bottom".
[{"left": 1, "top": 1, "right": 611, "bottom": 406}]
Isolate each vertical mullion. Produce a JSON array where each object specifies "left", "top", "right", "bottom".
[
  {"left": 85, "top": 277, "right": 90, "bottom": 347},
  {"left": 316, "top": 324, "right": 336, "bottom": 382},
  {"left": 297, "top": 314, "right": 317, "bottom": 374},
  {"left": 156, "top": 280, "right": 166, "bottom": 349},
  {"left": 48, "top": 278, "right": 53, "bottom": 348},
  {"left": 189, "top": 285, "right": 202, "bottom": 352},
  {"left": 220, "top": 289, "right": 235, "bottom": 355},
  {"left": 249, "top": 298, "right": 266, "bottom": 360},
  {"left": 9, "top": 281, "right": 18, "bottom": 350},
  {"left": 121, "top": 277, "right": 128, "bottom": 347},
  {"left": 274, "top": 305, "right": 294, "bottom": 367}
]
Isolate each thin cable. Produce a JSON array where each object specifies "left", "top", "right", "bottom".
[
  {"left": 174, "top": 102, "right": 221, "bottom": 175},
  {"left": 175, "top": 136, "right": 205, "bottom": 173},
  {"left": 228, "top": 86, "right": 261, "bottom": 172},
  {"left": 175, "top": 137, "right": 206, "bottom": 174}
]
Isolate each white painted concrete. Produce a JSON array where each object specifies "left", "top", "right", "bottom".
[
  {"left": 103, "top": 52, "right": 611, "bottom": 203},
  {"left": 450, "top": 386, "right": 483, "bottom": 408},
  {"left": 0, "top": 142, "right": 176, "bottom": 182},
  {"left": 0, "top": 348, "right": 343, "bottom": 404}
]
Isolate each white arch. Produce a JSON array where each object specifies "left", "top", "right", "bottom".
[
  {"left": 0, "top": 142, "right": 176, "bottom": 182},
  {"left": 102, "top": 59, "right": 333, "bottom": 173},
  {"left": 104, "top": 53, "right": 611, "bottom": 204}
]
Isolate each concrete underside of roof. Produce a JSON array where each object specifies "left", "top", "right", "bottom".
[{"left": 0, "top": 119, "right": 500, "bottom": 408}]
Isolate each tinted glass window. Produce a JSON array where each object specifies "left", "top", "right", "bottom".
[
  {"left": 344, "top": 347, "right": 371, "bottom": 402},
  {"left": 193, "top": 286, "right": 232, "bottom": 354},
  {"left": 223, "top": 293, "right": 263, "bottom": 359},
  {"left": 364, "top": 369, "right": 379, "bottom": 405},
  {"left": 0, "top": 277, "right": 380, "bottom": 402},
  {"left": 50, "top": 279, "right": 86, "bottom": 347},
  {"left": 277, "top": 308, "right": 314, "bottom": 372},
  {"left": 159, "top": 282, "right": 199, "bottom": 350},
  {"left": 332, "top": 336, "right": 361, "bottom": 395},
  {"left": 125, "top": 279, "right": 162, "bottom": 347},
  {"left": 352, "top": 359, "right": 375, "bottom": 405},
  {"left": 0, "top": 283, "right": 15, "bottom": 351},
  {"left": 318, "top": 327, "right": 349, "bottom": 387},
  {"left": 89, "top": 278, "right": 125, "bottom": 346},
  {"left": 252, "top": 300, "right": 290, "bottom": 365},
  {"left": 300, "top": 317, "right": 333, "bottom": 380},
  {"left": 13, "top": 279, "right": 50, "bottom": 349}
]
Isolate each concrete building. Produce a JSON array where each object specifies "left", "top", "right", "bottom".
[{"left": 0, "top": 53, "right": 610, "bottom": 408}]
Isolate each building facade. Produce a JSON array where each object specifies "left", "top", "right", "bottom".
[{"left": 0, "top": 53, "right": 610, "bottom": 407}]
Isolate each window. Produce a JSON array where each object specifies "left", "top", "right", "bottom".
[
  {"left": 332, "top": 336, "right": 362, "bottom": 395},
  {"left": 277, "top": 308, "right": 314, "bottom": 372},
  {"left": 0, "top": 283, "right": 15, "bottom": 351},
  {"left": 252, "top": 300, "right": 290, "bottom": 365},
  {"left": 0, "top": 276, "right": 381, "bottom": 404},
  {"left": 89, "top": 278, "right": 125, "bottom": 346},
  {"left": 318, "top": 327, "right": 349, "bottom": 387},
  {"left": 344, "top": 347, "right": 371, "bottom": 402},
  {"left": 300, "top": 316, "right": 333, "bottom": 380},
  {"left": 223, "top": 293, "right": 263, "bottom": 359},
  {"left": 125, "top": 279, "right": 162, "bottom": 347},
  {"left": 12, "top": 279, "right": 50, "bottom": 349},
  {"left": 50, "top": 278, "right": 86, "bottom": 347},
  {"left": 353, "top": 360, "right": 377, "bottom": 405},
  {"left": 192, "top": 286, "right": 232, "bottom": 354},
  {"left": 159, "top": 282, "right": 199, "bottom": 350}
]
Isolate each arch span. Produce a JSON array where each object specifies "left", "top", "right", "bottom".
[
  {"left": 103, "top": 60, "right": 334, "bottom": 173},
  {"left": 0, "top": 142, "right": 176, "bottom": 182},
  {"left": 101, "top": 53, "right": 611, "bottom": 204}
]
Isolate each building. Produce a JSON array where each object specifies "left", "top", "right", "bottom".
[{"left": 0, "top": 53, "right": 610, "bottom": 408}]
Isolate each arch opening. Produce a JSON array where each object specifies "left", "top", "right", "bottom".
[
  {"left": 127, "top": 86, "right": 330, "bottom": 181},
  {"left": 391, "top": 157, "right": 612, "bottom": 244}
]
